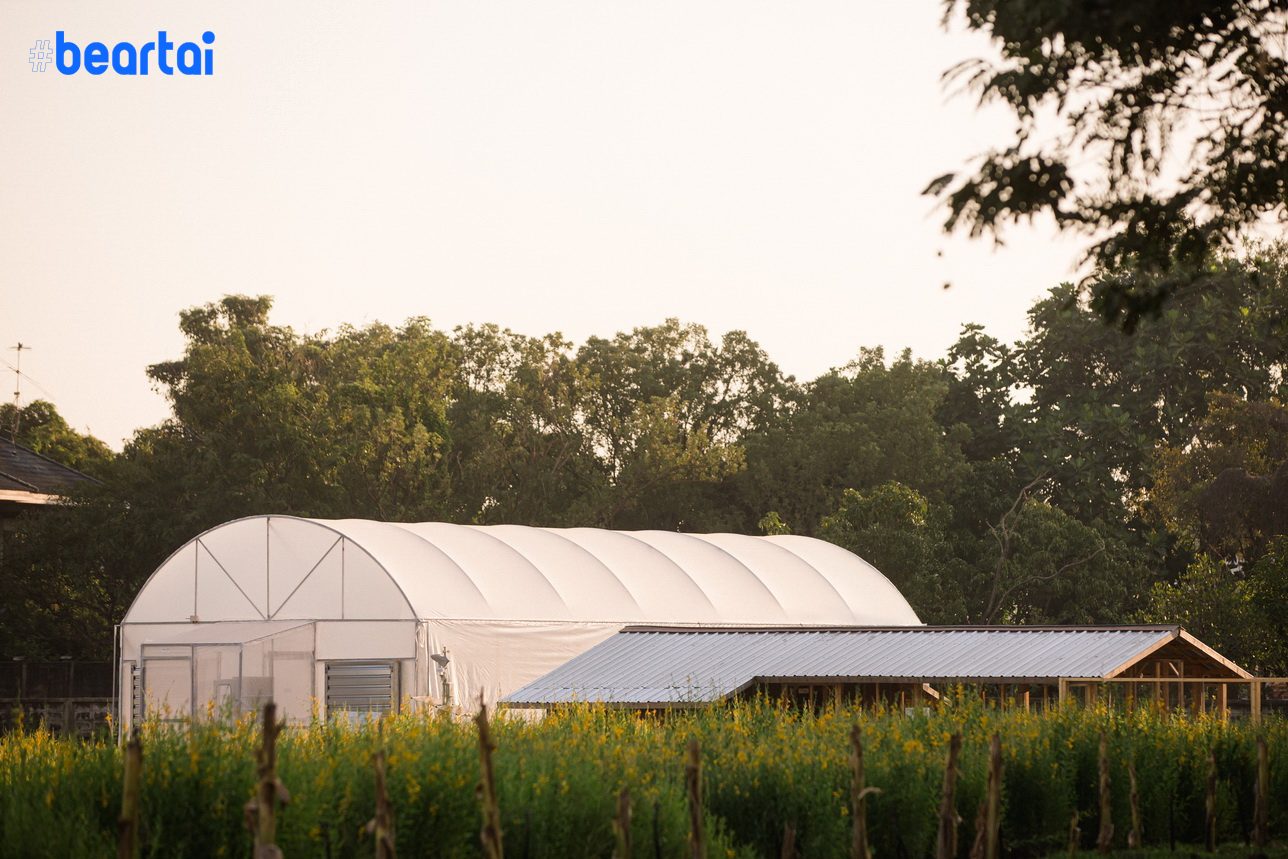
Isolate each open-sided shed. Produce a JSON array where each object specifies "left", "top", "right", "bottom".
[{"left": 503, "top": 625, "right": 1252, "bottom": 714}]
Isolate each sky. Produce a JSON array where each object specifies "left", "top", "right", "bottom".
[{"left": 1, "top": 1, "right": 1088, "bottom": 449}]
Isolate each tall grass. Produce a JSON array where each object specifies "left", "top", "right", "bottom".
[{"left": 0, "top": 698, "right": 1284, "bottom": 858}]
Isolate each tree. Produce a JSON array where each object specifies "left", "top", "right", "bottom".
[
  {"left": 738, "top": 348, "right": 970, "bottom": 536},
  {"left": 928, "top": 0, "right": 1288, "bottom": 329},
  {"left": 0, "top": 400, "right": 113, "bottom": 475},
  {"left": 818, "top": 482, "right": 967, "bottom": 622},
  {"left": 1151, "top": 393, "right": 1288, "bottom": 562}
]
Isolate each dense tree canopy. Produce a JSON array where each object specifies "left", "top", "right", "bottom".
[
  {"left": 930, "top": 0, "right": 1288, "bottom": 329},
  {"left": 3, "top": 247, "right": 1287, "bottom": 664}
]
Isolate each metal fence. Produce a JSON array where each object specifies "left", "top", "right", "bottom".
[{"left": 0, "top": 661, "right": 112, "bottom": 738}]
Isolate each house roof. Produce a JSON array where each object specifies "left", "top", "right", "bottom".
[
  {"left": 502, "top": 625, "right": 1250, "bottom": 707},
  {"left": 0, "top": 438, "right": 94, "bottom": 503}
]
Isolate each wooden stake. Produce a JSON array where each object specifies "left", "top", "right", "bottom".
[
  {"left": 780, "top": 821, "right": 796, "bottom": 859},
  {"left": 985, "top": 734, "right": 1002, "bottom": 859},
  {"left": 1204, "top": 750, "right": 1217, "bottom": 853},
  {"left": 245, "top": 702, "right": 289, "bottom": 859},
  {"left": 935, "top": 733, "right": 962, "bottom": 859},
  {"left": 117, "top": 729, "right": 142, "bottom": 859},
  {"left": 686, "top": 739, "right": 705, "bottom": 859},
  {"left": 475, "top": 701, "right": 503, "bottom": 859},
  {"left": 613, "top": 787, "right": 632, "bottom": 859},
  {"left": 366, "top": 750, "right": 396, "bottom": 859},
  {"left": 1127, "top": 757, "right": 1142, "bottom": 850},
  {"left": 1096, "top": 733, "right": 1113, "bottom": 854},
  {"left": 850, "top": 725, "right": 879, "bottom": 859},
  {"left": 1253, "top": 735, "right": 1269, "bottom": 853}
]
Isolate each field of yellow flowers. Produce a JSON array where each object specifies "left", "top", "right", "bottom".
[{"left": 0, "top": 698, "right": 1284, "bottom": 858}]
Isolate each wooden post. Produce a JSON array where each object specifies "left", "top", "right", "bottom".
[
  {"left": 1096, "top": 733, "right": 1113, "bottom": 854},
  {"left": 475, "top": 702, "right": 503, "bottom": 859},
  {"left": 1253, "top": 735, "right": 1269, "bottom": 852},
  {"left": 780, "top": 821, "right": 796, "bottom": 859},
  {"left": 367, "top": 750, "right": 396, "bottom": 859},
  {"left": 247, "top": 702, "right": 289, "bottom": 859},
  {"left": 1022, "top": 689, "right": 1031, "bottom": 714},
  {"left": 1218, "top": 683, "right": 1228, "bottom": 722},
  {"left": 850, "top": 725, "right": 879, "bottom": 859},
  {"left": 1204, "top": 751, "right": 1217, "bottom": 853},
  {"left": 1251, "top": 680, "right": 1263, "bottom": 725},
  {"left": 985, "top": 734, "right": 1002, "bottom": 859},
  {"left": 935, "top": 733, "right": 962, "bottom": 859},
  {"left": 1057, "top": 678, "right": 1068, "bottom": 707},
  {"left": 117, "top": 729, "right": 143, "bottom": 859},
  {"left": 1127, "top": 757, "right": 1142, "bottom": 850},
  {"left": 613, "top": 787, "right": 632, "bottom": 859},
  {"left": 1067, "top": 810, "right": 1081, "bottom": 859},
  {"left": 686, "top": 739, "right": 705, "bottom": 859}
]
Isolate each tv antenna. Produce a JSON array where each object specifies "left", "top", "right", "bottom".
[{"left": 9, "top": 343, "right": 30, "bottom": 441}]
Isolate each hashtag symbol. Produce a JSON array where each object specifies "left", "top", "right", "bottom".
[{"left": 29, "top": 40, "right": 52, "bottom": 72}]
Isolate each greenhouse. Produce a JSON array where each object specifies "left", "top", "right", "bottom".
[{"left": 116, "top": 514, "right": 921, "bottom": 727}]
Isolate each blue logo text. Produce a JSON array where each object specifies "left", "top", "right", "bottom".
[{"left": 54, "top": 31, "right": 215, "bottom": 76}]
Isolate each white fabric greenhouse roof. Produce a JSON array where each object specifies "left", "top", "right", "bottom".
[{"left": 122, "top": 515, "right": 922, "bottom": 626}]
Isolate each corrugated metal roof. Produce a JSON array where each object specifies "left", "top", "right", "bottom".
[{"left": 503, "top": 626, "right": 1183, "bottom": 706}]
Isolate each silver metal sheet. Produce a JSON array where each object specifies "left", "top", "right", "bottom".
[{"left": 502, "top": 627, "right": 1178, "bottom": 706}]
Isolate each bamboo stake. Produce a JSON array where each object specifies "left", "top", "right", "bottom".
[
  {"left": 1127, "top": 757, "right": 1142, "bottom": 850},
  {"left": 613, "top": 787, "right": 632, "bottom": 859},
  {"left": 475, "top": 701, "right": 503, "bottom": 859},
  {"left": 850, "top": 725, "right": 880, "bottom": 859},
  {"left": 1253, "top": 735, "right": 1269, "bottom": 853},
  {"left": 117, "top": 729, "right": 142, "bottom": 859},
  {"left": 366, "top": 750, "right": 396, "bottom": 859},
  {"left": 245, "top": 702, "right": 289, "bottom": 859},
  {"left": 935, "top": 733, "right": 962, "bottom": 859},
  {"left": 1204, "top": 750, "right": 1217, "bottom": 853},
  {"left": 1096, "top": 733, "right": 1113, "bottom": 854},
  {"left": 686, "top": 739, "right": 705, "bottom": 859}
]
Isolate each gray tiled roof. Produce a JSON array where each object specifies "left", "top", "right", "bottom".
[{"left": 0, "top": 438, "right": 94, "bottom": 497}]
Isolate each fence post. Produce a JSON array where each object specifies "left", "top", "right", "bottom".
[
  {"left": 246, "top": 702, "right": 289, "bottom": 859},
  {"left": 935, "top": 733, "right": 962, "bottom": 859},
  {"left": 475, "top": 701, "right": 503, "bottom": 859},
  {"left": 117, "top": 729, "right": 142, "bottom": 859},
  {"left": 686, "top": 739, "right": 705, "bottom": 859},
  {"left": 1067, "top": 810, "right": 1081, "bottom": 859},
  {"left": 367, "top": 750, "right": 396, "bottom": 859},
  {"left": 1253, "top": 735, "right": 1269, "bottom": 852},
  {"left": 1096, "top": 733, "right": 1113, "bottom": 854},
  {"left": 613, "top": 787, "right": 632, "bottom": 859}
]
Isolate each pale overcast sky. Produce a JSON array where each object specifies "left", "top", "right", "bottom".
[{"left": 1, "top": 1, "right": 1086, "bottom": 448}]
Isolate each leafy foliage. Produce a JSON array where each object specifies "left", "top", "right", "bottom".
[
  {"left": 930, "top": 0, "right": 1288, "bottom": 328},
  {"left": 4, "top": 246, "right": 1288, "bottom": 660},
  {"left": 2, "top": 701, "right": 1287, "bottom": 858}
]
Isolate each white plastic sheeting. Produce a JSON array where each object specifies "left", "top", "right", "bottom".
[
  {"left": 124, "top": 516, "right": 920, "bottom": 626},
  {"left": 119, "top": 515, "right": 921, "bottom": 721}
]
